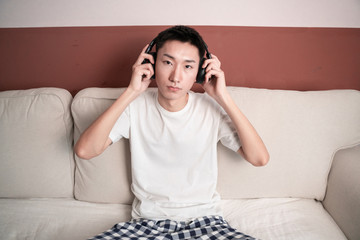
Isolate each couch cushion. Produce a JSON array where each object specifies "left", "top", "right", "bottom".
[
  {"left": 217, "top": 87, "right": 360, "bottom": 200},
  {"left": 0, "top": 198, "right": 131, "bottom": 240},
  {"left": 221, "top": 198, "right": 347, "bottom": 240},
  {"left": 72, "top": 88, "right": 133, "bottom": 204},
  {"left": 0, "top": 88, "right": 74, "bottom": 198},
  {"left": 0, "top": 198, "right": 345, "bottom": 240}
]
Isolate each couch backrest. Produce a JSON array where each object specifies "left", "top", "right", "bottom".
[
  {"left": 72, "top": 87, "right": 360, "bottom": 204},
  {"left": 217, "top": 87, "right": 360, "bottom": 200},
  {"left": 0, "top": 88, "right": 74, "bottom": 198}
]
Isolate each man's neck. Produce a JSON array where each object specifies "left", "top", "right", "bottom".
[{"left": 158, "top": 93, "right": 189, "bottom": 112}]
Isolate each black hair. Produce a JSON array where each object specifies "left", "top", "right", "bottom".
[{"left": 155, "top": 25, "right": 206, "bottom": 59}]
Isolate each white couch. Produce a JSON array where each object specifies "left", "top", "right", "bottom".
[{"left": 0, "top": 87, "right": 359, "bottom": 240}]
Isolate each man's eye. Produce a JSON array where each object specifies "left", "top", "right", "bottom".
[
  {"left": 164, "top": 61, "right": 172, "bottom": 65},
  {"left": 185, "top": 65, "right": 193, "bottom": 69}
]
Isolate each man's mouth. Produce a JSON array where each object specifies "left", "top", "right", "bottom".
[{"left": 167, "top": 86, "right": 181, "bottom": 91}]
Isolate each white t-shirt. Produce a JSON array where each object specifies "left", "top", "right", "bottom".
[{"left": 109, "top": 90, "right": 241, "bottom": 221}]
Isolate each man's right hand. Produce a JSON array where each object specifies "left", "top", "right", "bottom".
[
  {"left": 128, "top": 44, "right": 155, "bottom": 95},
  {"left": 75, "top": 45, "right": 156, "bottom": 160}
]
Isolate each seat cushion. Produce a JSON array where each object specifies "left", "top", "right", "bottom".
[
  {"left": 0, "top": 198, "right": 345, "bottom": 240},
  {"left": 0, "top": 88, "right": 74, "bottom": 198},
  {"left": 0, "top": 198, "right": 132, "bottom": 240},
  {"left": 221, "top": 198, "right": 347, "bottom": 240}
]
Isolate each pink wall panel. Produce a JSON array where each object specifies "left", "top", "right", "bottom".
[{"left": 0, "top": 26, "right": 359, "bottom": 96}]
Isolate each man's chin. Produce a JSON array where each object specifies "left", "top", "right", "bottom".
[{"left": 158, "top": 88, "right": 188, "bottom": 101}]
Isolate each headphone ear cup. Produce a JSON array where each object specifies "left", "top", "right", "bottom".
[
  {"left": 149, "top": 52, "right": 157, "bottom": 79},
  {"left": 196, "top": 58, "right": 206, "bottom": 83}
]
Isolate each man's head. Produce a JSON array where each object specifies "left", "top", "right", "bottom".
[
  {"left": 144, "top": 25, "right": 210, "bottom": 84},
  {"left": 155, "top": 25, "right": 206, "bottom": 60},
  {"left": 147, "top": 26, "right": 207, "bottom": 111}
]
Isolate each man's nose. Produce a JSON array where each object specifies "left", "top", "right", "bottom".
[{"left": 170, "top": 65, "right": 181, "bottom": 83}]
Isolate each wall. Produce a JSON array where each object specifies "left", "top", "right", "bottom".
[
  {"left": 0, "top": 1, "right": 359, "bottom": 95},
  {"left": 1, "top": 0, "right": 360, "bottom": 28}
]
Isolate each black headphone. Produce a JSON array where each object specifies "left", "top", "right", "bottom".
[{"left": 142, "top": 38, "right": 211, "bottom": 84}]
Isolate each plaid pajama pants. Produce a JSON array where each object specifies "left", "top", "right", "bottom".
[{"left": 89, "top": 215, "right": 257, "bottom": 240}]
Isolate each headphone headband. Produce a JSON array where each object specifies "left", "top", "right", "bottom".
[
  {"left": 145, "top": 38, "right": 157, "bottom": 54},
  {"left": 145, "top": 37, "right": 210, "bottom": 59},
  {"left": 202, "top": 41, "right": 211, "bottom": 59}
]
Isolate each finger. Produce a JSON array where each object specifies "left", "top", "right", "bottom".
[
  {"left": 142, "top": 44, "right": 149, "bottom": 53},
  {"left": 134, "top": 63, "right": 154, "bottom": 79},
  {"left": 205, "top": 69, "right": 223, "bottom": 82},
  {"left": 208, "top": 54, "right": 221, "bottom": 63},
  {"left": 142, "top": 63, "right": 155, "bottom": 78},
  {"left": 209, "top": 53, "right": 218, "bottom": 60},
  {"left": 135, "top": 45, "right": 155, "bottom": 65},
  {"left": 202, "top": 57, "right": 221, "bottom": 69},
  {"left": 138, "top": 53, "right": 155, "bottom": 65},
  {"left": 141, "top": 69, "right": 152, "bottom": 81},
  {"left": 134, "top": 57, "right": 155, "bottom": 74},
  {"left": 204, "top": 61, "right": 221, "bottom": 74}
]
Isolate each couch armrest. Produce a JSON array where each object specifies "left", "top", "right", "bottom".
[{"left": 323, "top": 144, "right": 360, "bottom": 240}]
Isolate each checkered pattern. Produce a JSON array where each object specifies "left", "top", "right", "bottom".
[{"left": 89, "top": 215, "right": 257, "bottom": 240}]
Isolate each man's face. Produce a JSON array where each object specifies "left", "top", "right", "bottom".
[{"left": 155, "top": 40, "right": 200, "bottom": 108}]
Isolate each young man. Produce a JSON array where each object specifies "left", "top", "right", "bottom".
[{"left": 76, "top": 26, "right": 269, "bottom": 240}]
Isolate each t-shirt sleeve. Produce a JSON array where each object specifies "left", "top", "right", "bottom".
[
  {"left": 217, "top": 109, "right": 241, "bottom": 152},
  {"left": 109, "top": 107, "right": 130, "bottom": 143}
]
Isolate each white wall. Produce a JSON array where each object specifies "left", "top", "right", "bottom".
[{"left": 0, "top": 0, "right": 360, "bottom": 28}]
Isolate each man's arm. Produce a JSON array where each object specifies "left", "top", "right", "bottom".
[
  {"left": 202, "top": 55, "right": 269, "bottom": 166},
  {"left": 74, "top": 45, "right": 154, "bottom": 160},
  {"left": 217, "top": 92, "right": 269, "bottom": 166}
]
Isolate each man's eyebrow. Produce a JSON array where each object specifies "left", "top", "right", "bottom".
[
  {"left": 163, "top": 53, "right": 196, "bottom": 63},
  {"left": 185, "top": 59, "right": 196, "bottom": 63},
  {"left": 163, "top": 53, "right": 175, "bottom": 60}
]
